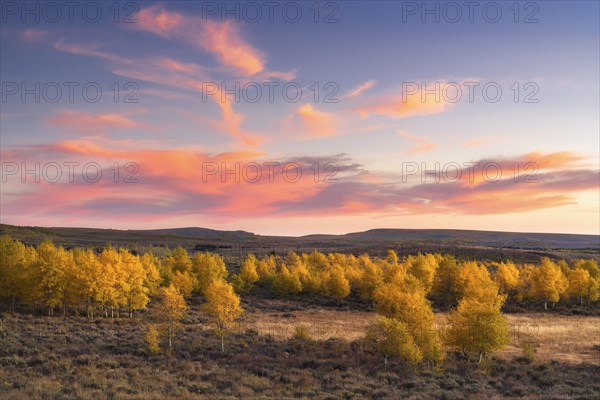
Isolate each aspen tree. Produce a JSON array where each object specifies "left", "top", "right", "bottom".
[{"left": 202, "top": 280, "right": 244, "bottom": 352}]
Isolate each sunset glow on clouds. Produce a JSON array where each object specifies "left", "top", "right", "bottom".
[{"left": 1, "top": 1, "right": 598, "bottom": 235}]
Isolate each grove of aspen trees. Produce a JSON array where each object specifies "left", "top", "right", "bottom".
[{"left": 1, "top": 235, "right": 598, "bottom": 366}]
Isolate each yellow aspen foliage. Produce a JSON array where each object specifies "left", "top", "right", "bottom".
[
  {"left": 0, "top": 236, "right": 37, "bottom": 313},
  {"left": 96, "top": 247, "right": 121, "bottom": 317},
  {"left": 381, "top": 256, "right": 404, "bottom": 284},
  {"left": 572, "top": 260, "right": 600, "bottom": 305},
  {"left": 430, "top": 255, "right": 462, "bottom": 307},
  {"left": 292, "top": 259, "right": 323, "bottom": 295},
  {"left": 386, "top": 249, "right": 399, "bottom": 266},
  {"left": 169, "top": 246, "right": 193, "bottom": 273},
  {"left": 146, "top": 324, "right": 161, "bottom": 353},
  {"left": 140, "top": 253, "right": 163, "bottom": 296},
  {"left": 286, "top": 251, "right": 302, "bottom": 266},
  {"left": 255, "top": 255, "right": 277, "bottom": 283},
  {"left": 231, "top": 274, "right": 246, "bottom": 294},
  {"left": 373, "top": 279, "right": 444, "bottom": 366},
  {"left": 306, "top": 250, "right": 329, "bottom": 271},
  {"left": 325, "top": 264, "right": 350, "bottom": 301},
  {"left": 35, "top": 240, "right": 69, "bottom": 316},
  {"left": 457, "top": 261, "right": 499, "bottom": 303},
  {"left": 344, "top": 262, "right": 363, "bottom": 290},
  {"left": 530, "top": 257, "right": 568, "bottom": 310},
  {"left": 72, "top": 248, "right": 101, "bottom": 317},
  {"left": 171, "top": 270, "right": 196, "bottom": 298},
  {"left": 358, "top": 255, "right": 384, "bottom": 302},
  {"left": 272, "top": 265, "right": 302, "bottom": 294},
  {"left": 573, "top": 259, "right": 600, "bottom": 279},
  {"left": 60, "top": 248, "right": 81, "bottom": 316},
  {"left": 366, "top": 316, "right": 422, "bottom": 368},
  {"left": 118, "top": 249, "right": 151, "bottom": 317},
  {"left": 514, "top": 264, "right": 535, "bottom": 302},
  {"left": 567, "top": 268, "right": 591, "bottom": 305},
  {"left": 406, "top": 253, "right": 438, "bottom": 293},
  {"left": 192, "top": 252, "right": 228, "bottom": 295},
  {"left": 202, "top": 280, "right": 244, "bottom": 352},
  {"left": 328, "top": 252, "right": 350, "bottom": 267},
  {"left": 585, "top": 277, "right": 600, "bottom": 305},
  {"left": 557, "top": 259, "right": 570, "bottom": 276},
  {"left": 493, "top": 262, "right": 520, "bottom": 296},
  {"left": 239, "top": 254, "right": 260, "bottom": 287},
  {"left": 444, "top": 295, "right": 509, "bottom": 363},
  {"left": 153, "top": 285, "right": 187, "bottom": 349}
]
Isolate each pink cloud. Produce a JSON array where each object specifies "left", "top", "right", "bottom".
[
  {"left": 21, "top": 28, "right": 47, "bottom": 43},
  {"left": 398, "top": 131, "right": 437, "bottom": 155},
  {"left": 136, "top": 6, "right": 183, "bottom": 36},
  {"left": 2, "top": 141, "right": 597, "bottom": 228}
]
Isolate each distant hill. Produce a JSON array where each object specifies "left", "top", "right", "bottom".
[
  {"left": 144, "top": 227, "right": 255, "bottom": 239},
  {"left": 0, "top": 224, "right": 256, "bottom": 248},
  {"left": 1, "top": 224, "right": 598, "bottom": 253},
  {"left": 337, "top": 229, "right": 600, "bottom": 250}
]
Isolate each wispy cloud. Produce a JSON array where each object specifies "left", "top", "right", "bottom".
[
  {"left": 353, "top": 81, "right": 457, "bottom": 118},
  {"left": 21, "top": 28, "right": 48, "bottom": 43},
  {"left": 134, "top": 5, "right": 266, "bottom": 76},
  {"left": 346, "top": 79, "right": 376, "bottom": 98},
  {"left": 292, "top": 103, "right": 339, "bottom": 138},
  {"left": 54, "top": 40, "right": 133, "bottom": 65},
  {"left": 398, "top": 131, "right": 437, "bottom": 155},
  {"left": 49, "top": 110, "right": 141, "bottom": 132}
]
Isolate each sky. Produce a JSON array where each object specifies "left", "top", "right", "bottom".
[{"left": 0, "top": 1, "right": 599, "bottom": 236}]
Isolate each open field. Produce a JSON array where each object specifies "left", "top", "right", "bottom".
[
  {"left": 1, "top": 297, "right": 599, "bottom": 400},
  {"left": 239, "top": 309, "right": 600, "bottom": 365}
]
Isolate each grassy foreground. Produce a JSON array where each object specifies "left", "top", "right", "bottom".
[{"left": 1, "top": 297, "right": 599, "bottom": 400}]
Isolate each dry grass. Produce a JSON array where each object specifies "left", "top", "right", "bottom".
[
  {"left": 231, "top": 309, "right": 600, "bottom": 365},
  {"left": 241, "top": 309, "right": 375, "bottom": 342},
  {"left": 502, "top": 314, "right": 600, "bottom": 364},
  {"left": 2, "top": 305, "right": 599, "bottom": 399}
]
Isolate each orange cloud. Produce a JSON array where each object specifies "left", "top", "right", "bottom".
[
  {"left": 294, "top": 104, "right": 338, "bottom": 138},
  {"left": 354, "top": 82, "right": 454, "bottom": 118},
  {"left": 523, "top": 151, "right": 586, "bottom": 169},
  {"left": 154, "top": 57, "right": 203, "bottom": 75},
  {"left": 201, "top": 20, "right": 265, "bottom": 76},
  {"left": 49, "top": 110, "right": 140, "bottom": 131},
  {"left": 134, "top": 5, "right": 265, "bottom": 76},
  {"left": 197, "top": 86, "right": 265, "bottom": 148}
]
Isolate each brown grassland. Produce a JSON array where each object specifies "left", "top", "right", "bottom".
[
  {"left": 1, "top": 293, "right": 599, "bottom": 400},
  {"left": 243, "top": 310, "right": 600, "bottom": 365}
]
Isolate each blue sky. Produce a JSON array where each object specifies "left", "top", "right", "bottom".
[{"left": 1, "top": 1, "right": 599, "bottom": 235}]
